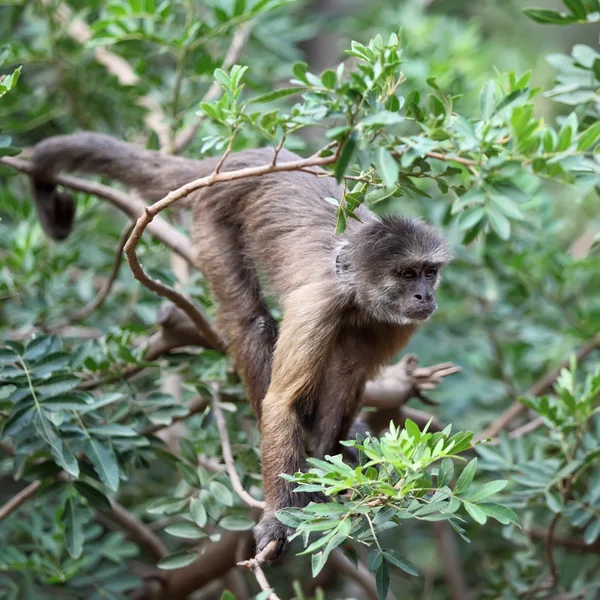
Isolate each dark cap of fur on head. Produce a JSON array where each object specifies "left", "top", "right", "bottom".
[{"left": 349, "top": 215, "right": 453, "bottom": 267}]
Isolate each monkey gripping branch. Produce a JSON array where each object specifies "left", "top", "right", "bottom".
[{"left": 1, "top": 17, "right": 600, "bottom": 600}]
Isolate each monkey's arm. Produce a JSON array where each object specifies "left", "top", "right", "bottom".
[{"left": 254, "top": 282, "right": 340, "bottom": 556}]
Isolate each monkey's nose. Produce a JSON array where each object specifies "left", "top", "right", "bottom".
[{"left": 414, "top": 293, "right": 433, "bottom": 301}]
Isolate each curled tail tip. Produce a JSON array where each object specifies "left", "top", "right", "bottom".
[{"left": 32, "top": 179, "right": 75, "bottom": 241}]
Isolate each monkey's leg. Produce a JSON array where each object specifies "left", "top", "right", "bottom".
[
  {"left": 253, "top": 285, "right": 339, "bottom": 558},
  {"left": 194, "top": 220, "right": 277, "bottom": 415},
  {"left": 312, "top": 364, "right": 366, "bottom": 462}
]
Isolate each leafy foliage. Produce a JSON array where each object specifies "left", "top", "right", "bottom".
[{"left": 0, "top": 0, "right": 599, "bottom": 599}]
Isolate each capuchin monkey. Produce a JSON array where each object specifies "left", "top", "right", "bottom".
[{"left": 28, "top": 132, "right": 452, "bottom": 558}]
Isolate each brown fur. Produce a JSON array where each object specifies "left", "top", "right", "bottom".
[{"left": 28, "top": 132, "right": 452, "bottom": 558}]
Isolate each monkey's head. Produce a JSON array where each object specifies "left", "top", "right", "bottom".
[{"left": 337, "top": 216, "right": 452, "bottom": 325}]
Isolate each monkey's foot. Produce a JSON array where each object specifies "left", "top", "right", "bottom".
[{"left": 253, "top": 513, "right": 294, "bottom": 562}]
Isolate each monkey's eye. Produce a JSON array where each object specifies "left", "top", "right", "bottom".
[
  {"left": 425, "top": 268, "right": 438, "bottom": 279},
  {"left": 401, "top": 268, "right": 417, "bottom": 279}
]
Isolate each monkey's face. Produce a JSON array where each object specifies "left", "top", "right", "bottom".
[
  {"left": 357, "top": 263, "right": 441, "bottom": 325},
  {"left": 339, "top": 216, "right": 452, "bottom": 326}
]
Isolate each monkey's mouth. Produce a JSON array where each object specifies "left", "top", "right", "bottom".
[{"left": 404, "top": 305, "right": 436, "bottom": 321}]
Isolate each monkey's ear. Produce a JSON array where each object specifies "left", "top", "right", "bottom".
[{"left": 335, "top": 242, "right": 351, "bottom": 278}]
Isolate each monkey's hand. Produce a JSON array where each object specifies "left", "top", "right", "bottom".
[{"left": 253, "top": 512, "right": 294, "bottom": 562}]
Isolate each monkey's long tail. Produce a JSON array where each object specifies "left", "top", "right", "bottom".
[{"left": 29, "top": 132, "right": 204, "bottom": 241}]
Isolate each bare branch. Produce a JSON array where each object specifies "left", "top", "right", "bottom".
[
  {"left": 174, "top": 23, "right": 253, "bottom": 154},
  {"left": 434, "top": 522, "right": 472, "bottom": 600},
  {"left": 329, "top": 550, "right": 378, "bottom": 600},
  {"left": 108, "top": 500, "right": 168, "bottom": 563},
  {"left": 1, "top": 156, "right": 193, "bottom": 264},
  {"left": 0, "top": 481, "right": 41, "bottom": 522},
  {"left": 237, "top": 541, "right": 281, "bottom": 600},
  {"left": 475, "top": 332, "right": 600, "bottom": 442},
  {"left": 212, "top": 388, "right": 265, "bottom": 509}
]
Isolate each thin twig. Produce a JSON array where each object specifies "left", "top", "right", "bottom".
[
  {"left": 66, "top": 222, "right": 135, "bottom": 324},
  {"left": 475, "top": 332, "right": 600, "bottom": 442},
  {"left": 237, "top": 540, "right": 281, "bottom": 600},
  {"left": 212, "top": 388, "right": 265, "bottom": 509},
  {"left": 174, "top": 23, "right": 253, "bottom": 154},
  {"left": 0, "top": 481, "right": 42, "bottom": 521}
]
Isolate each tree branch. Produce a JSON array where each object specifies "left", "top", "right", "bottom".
[
  {"left": 0, "top": 481, "right": 41, "bottom": 522},
  {"left": 237, "top": 541, "right": 281, "bottom": 600},
  {"left": 212, "top": 388, "right": 265, "bottom": 509},
  {"left": 108, "top": 500, "right": 168, "bottom": 563},
  {"left": 475, "top": 332, "right": 600, "bottom": 442},
  {"left": 329, "top": 550, "right": 378, "bottom": 600}
]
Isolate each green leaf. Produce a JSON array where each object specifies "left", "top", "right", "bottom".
[
  {"left": 464, "top": 502, "right": 487, "bottom": 524},
  {"left": 463, "top": 480, "right": 508, "bottom": 503},
  {"left": 368, "top": 550, "right": 383, "bottom": 571},
  {"left": 375, "top": 559, "right": 390, "bottom": 600},
  {"left": 584, "top": 519, "right": 600, "bottom": 544},
  {"left": 383, "top": 550, "right": 418, "bottom": 576},
  {"left": 75, "top": 482, "right": 112, "bottom": 512},
  {"left": 577, "top": 121, "right": 600, "bottom": 150},
  {"left": 63, "top": 495, "right": 85, "bottom": 559},
  {"left": 320, "top": 69, "right": 336, "bottom": 89},
  {"left": 164, "top": 522, "right": 207, "bottom": 539},
  {"left": 479, "top": 503, "right": 520, "bottom": 527},
  {"left": 522, "top": 8, "right": 577, "bottom": 24},
  {"left": 480, "top": 81, "right": 496, "bottom": 120},
  {"left": 454, "top": 458, "right": 477, "bottom": 495},
  {"left": 375, "top": 147, "right": 399, "bottom": 189},
  {"left": 487, "top": 207, "right": 511, "bottom": 240},
  {"left": 86, "top": 439, "right": 120, "bottom": 492},
  {"left": 219, "top": 515, "right": 255, "bottom": 531},
  {"left": 438, "top": 458, "right": 455, "bottom": 487},
  {"left": 177, "top": 463, "right": 202, "bottom": 488},
  {"left": 556, "top": 114, "right": 576, "bottom": 152},
  {"left": 335, "top": 132, "right": 357, "bottom": 183},
  {"left": 220, "top": 592, "right": 237, "bottom": 600},
  {"left": 563, "top": 0, "right": 586, "bottom": 18},
  {"left": 35, "top": 375, "right": 80, "bottom": 397},
  {"left": 88, "top": 424, "right": 139, "bottom": 438},
  {"left": 190, "top": 498, "right": 207, "bottom": 527},
  {"left": 147, "top": 497, "right": 189, "bottom": 515},
  {"left": 292, "top": 61, "right": 308, "bottom": 83},
  {"left": 457, "top": 207, "right": 486, "bottom": 230},
  {"left": 157, "top": 550, "right": 198, "bottom": 570},
  {"left": 208, "top": 481, "right": 234, "bottom": 507},
  {"left": 361, "top": 111, "right": 404, "bottom": 127},
  {"left": 249, "top": 87, "right": 304, "bottom": 105},
  {"left": 24, "top": 336, "right": 54, "bottom": 361}
]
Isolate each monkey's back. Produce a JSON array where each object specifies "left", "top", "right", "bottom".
[{"left": 190, "top": 148, "right": 374, "bottom": 301}]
